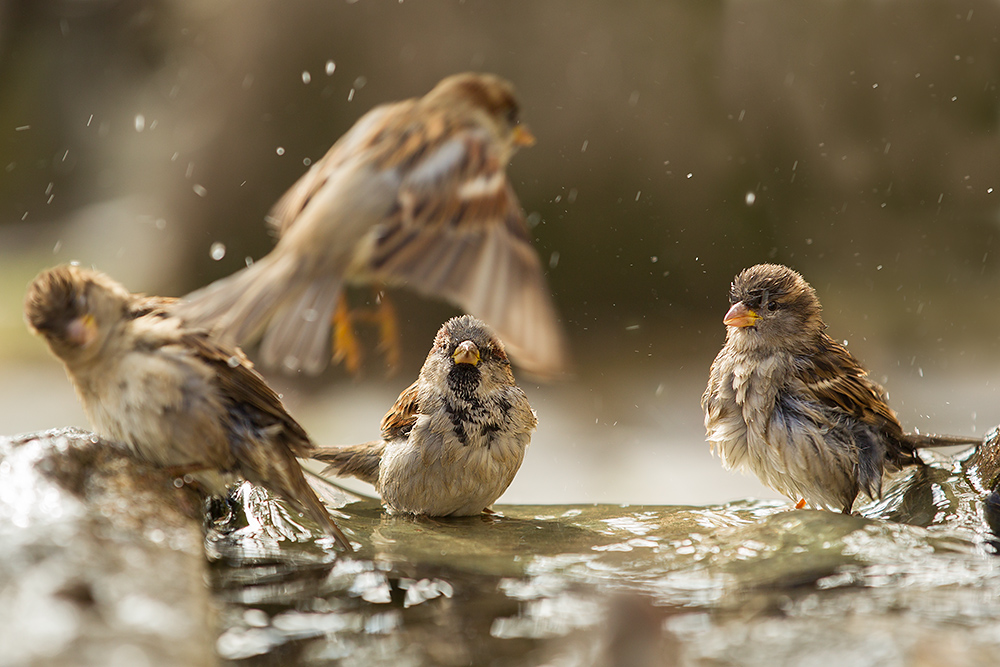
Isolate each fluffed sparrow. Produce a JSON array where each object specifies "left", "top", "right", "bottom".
[
  {"left": 314, "top": 315, "right": 536, "bottom": 516},
  {"left": 702, "top": 263, "right": 976, "bottom": 513},
  {"left": 178, "top": 72, "right": 568, "bottom": 379},
  {"left": 25, "top": 264, "right": 352, "bottom": 550}
]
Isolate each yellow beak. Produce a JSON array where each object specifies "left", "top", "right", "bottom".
[
  {"left": 723, "top": 302, "right": 760, "bottom": 328},
  {"left": 452, "top": 340, "right": 480, "bottom": 366},
  {"left": 512, "top": 124, "right": 536, "bottom": 148}
]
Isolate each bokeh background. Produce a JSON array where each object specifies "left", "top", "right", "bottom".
[{"left": 2, "top": 0, "right": 999, "bottom": 506}]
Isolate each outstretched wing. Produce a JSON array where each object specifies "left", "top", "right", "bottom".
[
  {"left": 365, "top": 128, "right": 569, "bottom": 379},
  {"left": 266, "top": 103, "right": 401, "bottom": 237}
]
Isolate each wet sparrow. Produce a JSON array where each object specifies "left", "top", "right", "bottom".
[
  {"left": 314, "top": 315, "right": 536, "bottom": 516},
  {"left": 702, "top": 263, "right": 945, "bottom": 513},
  {"left": 25, "top": 264, "right": 352, "bottom": 550},
  {"left": 179, "top": 72, "right": 568, "bottom": 379}
]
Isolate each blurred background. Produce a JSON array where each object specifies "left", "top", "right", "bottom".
[{"left": 2, "top": 0, "right": 999, "bottom": 506}]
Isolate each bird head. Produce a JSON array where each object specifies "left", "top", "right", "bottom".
[
  {"left": 425, "top": 72, "right": 535, "bottom": 156},
  {"left": 25, "top": 264, "right": 131, "bottom": 365},
  {"left": 427, "top": 314, "right": 515, "bottom": 400},
  {"left": 723, "top": 263, "right": 824, "bottom": 351}
]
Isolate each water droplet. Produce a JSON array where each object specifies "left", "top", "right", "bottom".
[
  {"left": 193, "top": 184, "right": 208, "bottom": 197},
  {"left": 325, "top": 60, "right": 336, "bottom": 76},
  {"left": 135, "top": 114, "right": 145, "bottom": 132},
  {"left": 276, "top": 147, "right": 285, "bottom": 156},
  {"left": 301, "top": 71, "right": 311, "bottom": 84},
  {"left": 745, "top": 192, "right": 756, "bottom": 205},
  {"left": 227, "top": 356, "right": 241, "bottom": 368},
  {"left": 549, "top": 251, "right": 560, "bottom": 269},
  {"left": 210, "top": 242, "right": 226, "bottom": 260}
]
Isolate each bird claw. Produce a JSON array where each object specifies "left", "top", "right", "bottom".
[
  {"left": 331, "top": 289, "right": 402, "bottom": 376},
  {"left": 373, "top": 291, "right": 401, "bottom": 375},
  {"left": 332, "top": 295, "right": 363, "bottom": 375}
]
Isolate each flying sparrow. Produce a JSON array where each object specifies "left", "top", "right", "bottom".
[
  {"left": 313, "top": 315, "right": 536, "bottom": 516},
  {"left": 25, "top": 264, "right": 352, "bottom": 550},
  {"left": 702, "top": 263, "right": 946, "bottom": 513},
  {"left": 178, "top": 72, "right": 568, "bottom": 379}
]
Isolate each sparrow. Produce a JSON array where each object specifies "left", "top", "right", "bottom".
[
  {"left": 313, "top": 315, "right": 536, "bottom": 516},
  {"left": 178, "top": 72, "right": 568, "bottom": 379},
  {"left": 25, "top": 264, "right": 352, "bottom": 551},
  {"left": 702, "top": 263, "right": 951, "bottom": 513}
]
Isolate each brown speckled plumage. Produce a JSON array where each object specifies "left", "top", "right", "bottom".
[
  {"left": 177, "top": 73, "right": 567, "bottom": 379},
  {"left": 25, "top": 264, "right": 352, "bottom": 550},
  {"left": 702, "top": 264, "right": 919, "bottom": 513},
  {"left": 315, "top": 315, "right": 536, "bottom": 516}
]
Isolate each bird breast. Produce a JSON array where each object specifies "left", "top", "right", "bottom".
[
  {"left": 705, "top": 349, "right": 788, "bottom": 470},
  {"left": 375, "top": 400, "right": 531, "bottom": 516},
  {"left": 74, "top": 340, "right": 232, "bottom": 473}
]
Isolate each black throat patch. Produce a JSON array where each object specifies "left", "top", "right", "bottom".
[{"left": 445, "top": 365, "right": 483, "bottom": 446}]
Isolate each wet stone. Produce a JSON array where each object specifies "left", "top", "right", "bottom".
[{"left": 0, "top": 428, "right": 212, "bottom": 667}]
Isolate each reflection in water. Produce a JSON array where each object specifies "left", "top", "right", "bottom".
[{"left": 208, "top": 447, "right": 1000, "bottom": 666}]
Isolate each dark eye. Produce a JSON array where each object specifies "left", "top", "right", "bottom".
[
  {"left": 505, "top": 104, "right": 520, "bottom": 126},
  {"left": 766, "top": 301, "right": 779, "bottom": 312}
]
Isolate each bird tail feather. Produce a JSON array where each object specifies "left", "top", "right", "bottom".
[
  {"left": 313, "top": 442, "right": 384, "bottom": 486},
  {"left": 904, "top": 432, "right": 982, "bottom": 449},
  {"left": 178, "top": 254, "right": 342, "bottom": 374}
]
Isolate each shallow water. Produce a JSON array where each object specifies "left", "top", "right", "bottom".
[{"left": 210, "top": 447, "right": 1000, "bottom": 667}]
